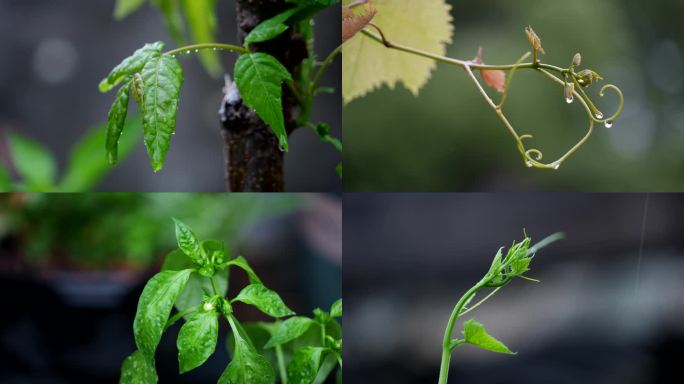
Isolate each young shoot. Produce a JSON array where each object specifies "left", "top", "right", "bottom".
[{"left": 437, "top": 232, "right": 563, "bottom": 384}]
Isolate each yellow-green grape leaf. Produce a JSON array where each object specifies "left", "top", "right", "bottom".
[{"left": 342, "top": 0, "right": 453, "bottom": 104}]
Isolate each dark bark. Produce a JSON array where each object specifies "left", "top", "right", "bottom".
[{"left": 219, "top": 0, "right": 308, "bottom": 192}]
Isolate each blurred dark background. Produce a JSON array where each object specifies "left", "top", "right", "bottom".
[
  {"left": 0, "top": 193, "right": 341, "bottom": 383},
  {"left": 0, "top": 0, "right": 341, "bottom": 192},
  {"left": 344, "top": 0, "right": 684, "bottom": 191},
  {"left": 344, "top": 193, "right": 684, "bottom": 383}
]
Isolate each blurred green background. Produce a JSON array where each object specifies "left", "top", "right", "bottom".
[{"left": 344, "top": 0, "right": 684, "bottom": 191}]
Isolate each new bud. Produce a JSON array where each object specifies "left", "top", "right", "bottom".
[
  {"left": 572, "top": 53, "right": 582, "bottom": 66},
  {"left": 524, "top": 26, "right": 545, "bottom": 55},
  {"left": 576, "top": 69, "right": 603, "bottom": 87}
]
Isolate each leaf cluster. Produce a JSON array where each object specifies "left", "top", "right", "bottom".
[{"left": 120, "top": 219, "right": 342, "bottom": 384}]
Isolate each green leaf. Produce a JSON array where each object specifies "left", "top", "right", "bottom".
[
  {"left": 313, "top": 353, "right": 338, "bottom": 384},
  {"left": 462, "top": 318, "right": 515, "bottom": 355},
  {"left": 233, "top": 284, "right": 295, "bottom": 318},
  {"left": 487, "top": 248, "right": 503, "bottom": 283},
  {"left": 287, "top": 347, "right": 326, "bottom": 384},
  {"left": 234, "top": 53, "right": 293, "bottom": 151},
  {"left": 342, "top": 0, "right": 453, "bottom": 103},
  {"left": 265, "top": 317, "right": 315, "bottom": 349},
  {"left": 330, "top": 299, "right": 342, "bottom": 318},
  {"left": 162, "top": 250, "right": 228, "bottom": 315},
  {"left": 100, "top": 42, "right": 164, "bottom": 93},
  {"left": 0, "top": 164, "right": 11, "bottom": 192},
  {"left": 219, "top": 316, "right": 275, "bottom": 384},
  {"left": 134, "top": 269, "right": 193, "bottom": 357},
  {"left": 60, "top": 116, "right": 142, "bottom": 191},
  {"left": 244, "top": 7, "right": 299, "bottom": 45},
  {"left": 120, "top": 350, "right": 158, "bottom": 384},
  {"left": 181, "top": 0, "right": 222, "bottom": 77},
  {"left": 227, "top": 256, "right": 263, "bottom": 285},
  {"left": 172, "top": 218, "right": 203, "bottom": 264},
  {"left": 151, "top": 0, "right": 186, "bottom": 44},
  {"left": 7, "top": 132, "right": 56, "bottom": 190},
  {"left": 105, "top": 78, "right": 132, "bottom": 165},
  {"left": 177, "top": 309, "right": 219, "bottom": 373},
  {"left": 203, "top": 239, "right": 228, "bottom": 263},
  {"left": 114, "top": 0, "right": 147, "bottom": 20},
  {"left": 141, "top": 54, "right": 184, "bottom": 172}
]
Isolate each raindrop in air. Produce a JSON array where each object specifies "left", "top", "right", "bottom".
[
  {"left": 604, "top": 120, "right": 613, "bottom": 128},
  {"left": 565, "top": 96, "right": 574, "bottom": 104},
  {"left": 526, "top": 161, "right": 533, "bottom": 168},
  {"left": 595, "top": 112, "right": 604, "bottom": 119}
]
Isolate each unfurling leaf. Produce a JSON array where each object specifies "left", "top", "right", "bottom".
[
  {"left": 342, "top": 0, "right": 453, "bottom": 103},
  {"left": 233, "top": 284, "right": 295, "bottom": 318},
  {"left": 234, "top": 53, "right": 293, "bottom": 151},
  {"left": 474, "top": 47, "right": 506, "bottom": 93},
  {"left": 177, "top": 309, "right": 219, "bottom": 373},
  {"left": 342, "top": 1, "right": 376, "bottom": 43},
  {"left": 524, "top": 26, "right": 545, "bottom": 55},
  {"left": 106, "top": 78, "right": 132, "bottom": 165},
  {"left": 120, "top": 350, "right": 158, "bottom": 384},
  {"left": 462, "top": 318, "right": 515, "bottom": 355},
  {"left": 140, "top": 54, "right": 184, "bottom": 172},
  {"left": 134, "top": 269, "right": 193, "bottom": 357},
  {"left": 99, "top": 42, "right": 164, "bottom": 93}
]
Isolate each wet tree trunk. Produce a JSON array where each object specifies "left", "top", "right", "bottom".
[{"left": 219, "top": 0, "right": 307, "bottom": 192}]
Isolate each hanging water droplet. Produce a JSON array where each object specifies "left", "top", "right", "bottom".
[
  {"left": 526, "top": 161, "right": 533, "bottom": 168},
  {"left": 278, "top": 143, "right": 286, "bottom": 152},
  {"left": 194, "top": 49, "right": 199, "bottom": 53},
  {"left": 565, "top": 96, "right": 574, "bottom": 104},
  {"left": 595, "top": 112, "right": 604, "bottom": 119},
  {"left": 553, "top": 163, "right": 560, "bottom": 170},
  {"left": 185, "top": 50, "right": 191, "bottom": 55},
  {"left": 604, "top": 120, "right": 613, "bottom": 128}
]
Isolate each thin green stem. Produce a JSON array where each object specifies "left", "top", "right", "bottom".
[
  {"left": 275, "top": 343, "right": 288, "bottom": 384},
  {"left": 310, "top": 44, "right": 342, "bottom": 94},
  {"left": 210, "top": 276, "right": 220, "bottom": 296},
  {"left": 165, "top": 307, "right": 197, "bottom": 331},
  {"left": 164, "top": 43, "right": 248, "bottom": 56},
  {"left": 458, "top": 287, "right": 501, "bottom": 317},
  {"left": 320, "top": 323, "right": 327, "bottom": 346}
]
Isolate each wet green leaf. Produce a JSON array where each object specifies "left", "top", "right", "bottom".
[
  {"left": 227, "top": 256, "right": 263, "bottom": 285},
  {"left": 100, "top": 42, "right": 164, "bottom": 93},
  {"left": 120, "top": 350, "right": 158, "bottom": 384},
  {"left": 219, "top": 316, "right": 275, "bottom": 384},
  {"left": 234, "top": 53, "right": 292, "bottom": 151},
  {"left": 330, "top": 299, "right": 342, "bottom": 318},
  {"left": 141, "top": 54, "right": 183, "bottom": 172},
  {"left": 105, "top": 78, "right": 132, "bottom": 165},
  {"left": 244, "top": 7, "right": 299, "bottom": 45},
  {"left": 134, "top": 269, "right": 193, "bottom": 357},
  {"left": 233, "top": 284, "right": 295, "bottom": 318},
  {"left": 177, "top": 309, "right": 219, "bottom": 373},
  {"left": 172, "top": 218, "right": 202, "bottom": 264},
  {"left": 265, "top": 317, "right": 315, "bottom": 348},
  {"left": 287, "top": 346, "right": 326, "bottom": 384}
]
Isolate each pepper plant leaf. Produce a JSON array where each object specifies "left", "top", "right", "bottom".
[
  {"left": 219, "top": 316, "right": 275, "bottom": 384},
  {"left": 134, "top": 269, "right": 193, "bottom": 357},
  {"left": 233, "top": 284, "right": 295, "bottom": 318},
  {"left": 141, "top": 54, "right": 184, "bottom": 172},
  {"left": 227, "top": 256, "right": 263, "bottom": 285},
  {"left": 287, "top": 346, "right": 327, "bottom": 384},
  {"left": 462, "top": 318, "right": 515, "bottom": 355},
  {"left": 120, "top": 350, "right": 158, "bottom": 384},
  {"left": 264, "top": 316, "right": 315, "bottom": 348},
  {"left": 234, "top": 52, "right": 293, "bottom": 151},
  {"left": 99, "top": 42, "right": 164, "bottom": 93},
  {"left": 172, "top": 218, "right": 203, "bottom": 264},
  {"left": 342, "top": 0, "right": 453, "bottom": 103},
  {"left": 330, "top": 298, "right": 342, "bottom": 318},
  {"left": 177, "top": 309, "right": 219, "bottom": 373}
]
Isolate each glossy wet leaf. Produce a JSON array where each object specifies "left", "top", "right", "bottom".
[
  {"left": 134, "top": 269, "right": 193, "bottom": 357},
  {"left": 233, "top": 284, "right": 295, "bottom": 318},
  {"left": 265, "top": 317, "right": 315, "bottom": 348},
  {"left": 141, "top": 54, "right": 183, "bottom": 172},
  {"left": 330, "top": 299, "right": 342, "bottom": 318},
  {"left": 106, "top": 78, "right": 132, "bottom": 165},
  {"left": 342, "top": 0, "right": 453, "bottom": 103},
  {"left": 61, "top": 116, "right": 142, "bottom": 191},
  {"left": 114, "top": 0, "right": 147, "bottom": 20},
  {"left": 287, "top": 346, "right": 326, "bottom": 384},
  {"left": 234, "top": 52, "right": 293, "bottom": 151},
  {"left": 219, "top": 316, "right": 275, "bottom": 384},
  {"left": 227, "top": 256, "right": 263, "bottom": 285},
  {"left": 177, "top": 309, "right": 219, "bottom": 373},
  {"left": 99, "top": 42, "right": 164, "bottom": 93},
  {"left": 162, "top": 249, "right": 228, "bottom": 316},
  {"left": 172, "top": 218, "right": 203, "bottom": 264},
  {"left": 120, "top": 350, "right": 158, "bottom": 384},
  {"left": 244, "top": 7, "right": 299, "bottom": 45},
  {"left": 462, "top": 318, "right": 515, "bottom": 355},
  {"left": 7, "top": 132, "right": 56, "bottom": 190}
]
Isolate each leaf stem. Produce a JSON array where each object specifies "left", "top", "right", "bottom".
[
  {"left": 164, "top": 43, "right": 248, "bottom": 57},
  {"left": 275, "top": 343, "right": 288, "bottom": 384},
  {"left": 310, "top": 44, "right": 342, "bottom": 94},
  {"left": 210, "top": 276, "right": 220, "bottom": 296}
]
